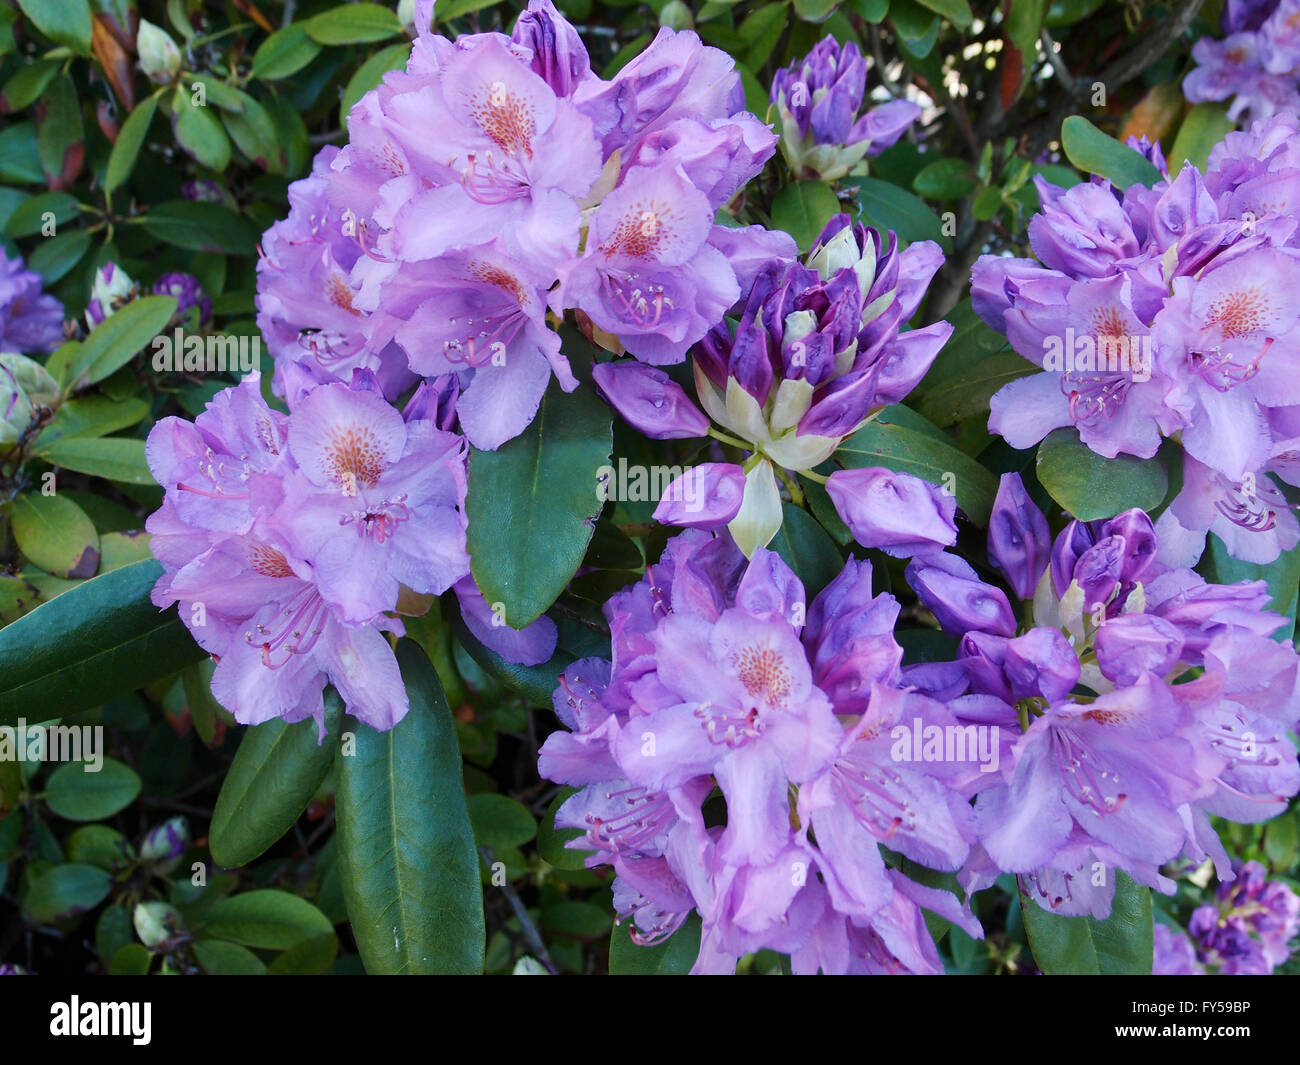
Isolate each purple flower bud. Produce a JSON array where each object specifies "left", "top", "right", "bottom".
[
  {"left": 906, "top": 553, "right": 1017, "bottom": 636},
  {"left": 959, "top": 630, "right": 1013, "bottom": 702},
  {"left": 1003, "top": 628, "right": 1080, "bottom": 702},
  {"left": 592, "top": 361, "right": 709, "bottom": 439},
  {"left": 512, "top": 0, "right": 593, "bottom": 97},
  {"left": 1071, "top": 535, "right": 1126, "bottom": 614},
  {"left": 153, "top": 272, "right": 211, "bottom": 324},
  {"left": 988, "top": 472, "right": 1051, "bottom": 600},
  {"left": 1094, "top": 613, "right": 1184, "bottom": 686},
  {"left": 140, "top": 816, "right": 189, "bottom": 864},
  {"left": 1101, "top": 508, "right": 1158, "bottom": 586},
  {"left": 1027, "top": 180, "right": 1141, "bottom": 279},
  {"left": 825, "top": 466, "right": 957, "bottom": 558},
  {"left": 1050, "top": 518, "right": 1100, "bottom": 597},
  {"left": 652, "top": 462, "right": 746, "bottom": 529},
  {"left": 403, "top": 375, "right": 460, "bottom": 431},
  {"left": 802, "top": 558, "right": 903, "bottom": 713}
]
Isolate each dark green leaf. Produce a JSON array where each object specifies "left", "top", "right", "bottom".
[
  {"left": 771, "top": 180, "right": 841, "bottom": 253},
  {"left": 252, "top": 24, "right": 322, "bottom": 80},
  {"left": 0, "top": 559, "right": 204, "bottom": 726},
  {"left": 1020, "top": 871, "right": 1152, "bottom": 974},
  {"left": 141, "top": 201, "right": 257, "bottom": 255},
  {"left": 770, "top": 502, "right": 842, "bottom": 598},
  {"left": 17, "top": 0, "right": 92, "bottom": 54},
  {"left": 467, "top": 793, "right": 537, "bottom": 850},
  {"left": 65, "top": 294, "right": 177, "bottom": 387},
  {"left": 305, "top": 3, "right": 403, "bottom": 44},
  {"left": 201, "top": 889, "right": 334, "bottom": 949},
  {"left": 38, "top": 438, "right": 154, "bottom": 486},
  {"left": 609, "top": 913, "right": 701, "bottom": 974},
  {"left": 1036, "top": 428, "right": 1168, "bottom": 520},
  {"left": 847, "top": 176, "right": 952, "bottom": 251},
  {"left": 1061, "top": 116, "right": 1162, "bottom": 191},
  {"left": 210, "top": 699, "right": 341, "bottom": 868},
  {"left": 11, "top": 493, "right": 99, "bottom": 579},
  {"left": 335, "top": 640, "right": 484, "bottom": 973},
  {"left": 24, "top": 863, "right": 111, "bottom": 922},
  {"left": 467, "top": 381, "right": 611, "bottom": 628},
  {"left": 45, "top": 758, "right": 141, "bottom": 821}
]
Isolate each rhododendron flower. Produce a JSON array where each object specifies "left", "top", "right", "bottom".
[
  {"left": 0, "top": 250, "right": 63, "bottom": 354},
  {"left": 975, "top": 113, "right": 1300, "bottom": 563},
  {"left": 255, "top": 0, "right": 782, "bottom": 451},
  {"left": 770, "top": 38, "right": 921, "bottom": 181},
  {"left": 540, "top": 531, "right": 981, "bottom": 973}
]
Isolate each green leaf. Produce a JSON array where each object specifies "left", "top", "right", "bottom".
[
  {"left": 2, "top": 192, "right": 78, "bottom": 240},
  {"left": 972, "top": 185, "right": 1004, "bottom": 221},
  {"left": 141, "top": 200, "right": 257, "bottom": 255},
  {"left": 172, "top": 90, "right": 232, "bottom": 172},
  {"left": 194, "top": 939, "right": 268, "bottom": 975},
  {"left": 209, "top": 701, "right": 341, "bottom": 868},
  {"left": 45, "top": 758, "right": 142, "bottom": 821},
  {"left": 1036, "top": 428, "right": 1168, "bottom": 520},
  {"left": 222, "top": 91, "right": 284, "bottom": 173},
  {"left": 28, "top": 227, "right": 92, "bottom": 284},
  {"left": 915, "top": 0, "right": 972, "bottom": 27},
  {"left": 268, "top": 932, "right": 339, "bottom": 974},
  {"left": 66, "top": 294, "right": 177, "bottom": 387},
  {"left": 769, "top": 502, "right": 842, "bottom": 598},
  {"left": 914, "top": 352, "right": 1034, "bottom": 427},
  {"left": 793, "top": 0, "right": 838, "bottom": 22},
  {"left": 1, "top": 57, "right": 59, "bottom": 111},
  {"left": 467, "top": 793, "right": 537, "bottom": 850},
  {"left": 108, "top": 943, "right": 151, "bottom": 974},
  {"left": 770, "top": 180, "right": 840, "bottom": 254},
  {"left": 836, "top": 418, "right": 999, "bottom": 524},
  {"left": 1168, "top": 102, "right": 1235, "bottom": 173},
  {"left": 36, "top": 395, "right": 150, "bottom": 448},
  {"left": 0, "top": 122, "right": 43, "bottom": 184},
  {"left": 181, "top": 660, "right": 220, "bottom": 745},
  {"left": 736, "top": 2, "right": 787, "bottom": 69},
  {"left": 185, "top": 74, "right": 246, "bottom": 112},
  {"left": 11, "top": 494, "right": 99, "bottom": 579},
  {"left": 341, "top": 42, "right": 411, "bottom": 127},
  {"left": 0, "top": 559, "right": 204, "bottom": 726},
  {"left": 36, "top": 75, "right": 83, "bottom": 188},
  {"left": 201, "top": 889, "right": 334, "bottom": 950},
  {"left": 305, "top": 3, "right": 403, "bottom": 44},
  {"left": 436, "top": 0, "right": 506, "bottom": 17},
  {"left": 17, "top": 0, "right": 92, "bottom": 55},
  {"left": 1061, "top": 116, "right": 1162, "bottom": 191},
  {"left": 467, "top": 380, "right": 611, "bottom": 628},
  {"left": 1004, "top": 0, "right": 1047, "bottom": 67},
  {"left": 912, "top": 158, "right": 977, "bottom": 201},
  {"left": 38, "top": 438, "right": 153, "bottom": 486},
  {"left": 335, "top": 640, "right": 484, "bottom": 974},
  {"left": 609, "top": 913, "right": 701, "bottom": 974},
  {"left": 24, "top": 863, "right": 111, "bottom": 922},
  {"left": 847, "top": 176, "right": 952, "bottom": 252},
  {"left": 252, "top": 24, "right": 322, "bottom": 80},
  {"left": 1020, "top": 871, "right": 1153, "bottom": 974},
  {"left": 889, "top": 0, "right": 939, "bottom": 57}
]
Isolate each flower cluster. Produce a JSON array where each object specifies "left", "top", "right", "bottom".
[
  {"left": 770, "top": 38, "right": 921, "bottom": 181},
  {"left": 1155, "top": 861, "right": 1300, "bottom": 974},
  {"left": 0, "top": 249, "right": 63, "bottom": 355},
  {"left": 973, "top": 114, "right": 1300, "bottom": 564},
  {"left": 594, "top": 214, "right": 951, "bottom": 554},
  {"left": 1185, "top": 0, "right": 1300, "bottom": 125},
  {"left": 906, "top": 475, "right": 1300, "bottom": 918},
  {"left": 145, "top": 370, "right": 554, "bottom": 736},
  {"left": 255, "top": 0, "right": 789, "bottom": 451},
  {"left": 540, "top": 529, "right": 984, "bottom": 974}
]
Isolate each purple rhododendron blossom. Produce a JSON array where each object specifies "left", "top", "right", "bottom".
[
  {"left": 254, "top": 0, "right": 784, "bottom": 451},
  {"left": 1185, "top": 0, "right": 1300, "bottom": 124},
  {"left": 0, "top": 250, "right": 63, "bottom": 355},
  {"left": 1185, "top": 861, "right": 1300, "bottom": 973},
  {"left": 146, "top": 374, "right": 475, "bottom": 735},
  {"left": 910, "top": 508, "right": 1300, "bottom": 919},
  {"left": 539, "top": 530, "right": 983, "bottom": 973},
  {"left": 770, "top": 38, "right": 922, "bottom": 181},
  {"left": 976, "top": 112, "right": 1300, "bottom": 564}
]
